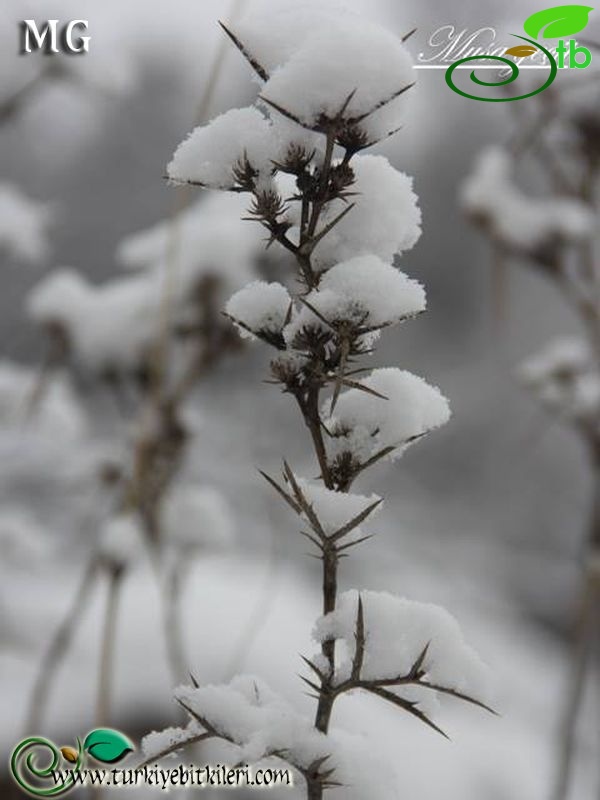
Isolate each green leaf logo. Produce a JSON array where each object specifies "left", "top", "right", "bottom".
[
  {"left": 83, "top": 729, "right": 134, "bottom": 764},
  {"left": 523, "top": 5, "right": 594, "bottom": 39}
]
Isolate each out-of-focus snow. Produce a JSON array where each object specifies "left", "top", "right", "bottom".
[
  {"left": 461, "top": 147, "right": 595, "bottom": 254},
  {"left": 162, "top": 485, "right": 235, "bottom": 553},
  {"left": 0, "top": 184, "right": 52, "bottom": 266},
  {"left": 519, "top": 337, "right": 600, "bottom": 426}
]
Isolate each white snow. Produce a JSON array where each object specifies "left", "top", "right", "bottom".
[
  {"left": 226, "top": 281, "right": 291, "bottom": 341},
  {"left": 167, "top": 107, "right": 277, "bottom": 191},
  {"left": 306, "top": 156, "right": 422, "bottom": 268},
  {"left": 162, "top": 485, "right": 235, "bottom": 552},
  {"left": 295, "top": 478, "right": 381, "bottom": 538},
  {"left": 269, "top": 112, "right": 323, "bottom": 165},
  {"left": 142, "top": 719, "right": 204, "bottom": 760},
  {"left": 98, "top": 514, "right": 145, "bottom": 568},
  {"left": 324, "top": 368, "right": 451, "bottom": 463},
  {"left": 282, "top": 257, "right": 425, "bottom": 351},
  {"left": 461, "top": 147, "right": 595, "bottom": 252},
  {"left": 318, "top": 255, "right": 426, "bottom": 327},
  {"left": 313, "top": 589, "right": 491, "bottom": 702},
  {"left": 282, "top": 289, "right": 371, "bottom": 350},
  {"left": 2, "top": 548, "right": 593, "bottom": 799},
  {"left": 260, "top": 15, "right": 414, "bottom": 143},
  {"left": 117, "top": 193, "right": 263, "bottom": 295},
  {"left": 159, "top": 674, "right": 405, "bottom": 799},
  {"left": 27, "top": 267, "right": 164, "bottom": 373},
  {"left": 519, "top": 338, "right": 600, "bottom": 423},
  {"left": 233, "top": 5, "right": 358, "bottom": 76},
  {"left": 0, "top": 183, "right": 52, "bottom": 265},
  {"left": 519, "top": 337, "right": 591, "bottom": 382}
]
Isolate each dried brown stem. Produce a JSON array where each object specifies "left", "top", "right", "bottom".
[{"left": 96, "top": 565, "right": 125, "bottom": 727}]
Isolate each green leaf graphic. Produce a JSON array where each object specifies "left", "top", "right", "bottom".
[
  {"left": 83, "top": 729, "right": 134, "bottom": 764},
  {"left": 523, "top": 5, "right": 594, "bottom": 39}
]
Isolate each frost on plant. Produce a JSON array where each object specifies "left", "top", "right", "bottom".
[{"left": 145, "top": 9, "right": 492, "bottom": 798}]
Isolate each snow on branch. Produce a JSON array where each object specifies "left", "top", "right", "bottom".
[
  {"left": 310, "top": 590, "right": 493, "bottom": 736},
  {"left": 142, "top": 674, "right": 405, "bottom": 799}
]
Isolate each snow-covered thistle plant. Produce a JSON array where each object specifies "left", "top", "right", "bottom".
[
  {"left": 461, "top": 76, "right": 600, "bottom": 800},
  {"left": 142, "top": 10, "right": 493, "bottom": 798}
]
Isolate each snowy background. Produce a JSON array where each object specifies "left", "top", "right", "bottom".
[{"left": 1, "top": 0, "right": 599, "bottom": 798}]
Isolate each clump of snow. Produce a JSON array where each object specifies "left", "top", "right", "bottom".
[
  {"left": 261, "top": 16, "right": 414, "bottom": 143},
  {"left": 98, "top": 514, "right": 144, "bottom": 569},
  {"left": 233, "top": 5, "right": 354, "bottom": 75},
  {"left": 142, "top": 720, "right": 204, "bottom": 760},
  {"left": 295, "top": 478, "right": 381, "bottom": 538},
  {"left": 313, "top": 590, "right": 491, "bottom": 701},
  {"left": 167, "top": 108, "right": 277, "bottom": 191},
  {"left": 31, "top": 195, "right": 267, "bottom": 373},
  {"left": 281, "top": 258, "right": 424, "bottom": 351},
  {"left": 461, "top": 147, "right": 594, "bottom": 253},
  {"left": 282, "top": 290, "right": 342, "bottom": 347},
  {"left": 269, "top": 112, "right": 323, "bottom": 164},
  {"left": 26, "top": 268, "right": 90, "bottom": 324},
  {"left": 281, "top": 288, "right": 381, "bottom": 354},
  {"left": 117, "top": 193, "right": 263, "bottom": 292},
  {"left": 146, "top": 672, "right": 402, "bottom": 799},
  {"left": 307, "top": 156, "right": 422, "bottom": 267},
  {"left": 27, "top": 268, "right": 163, "bottom": 373},
  {"left": 117, "top": 192, "right": 267, "bottom": 348},
  {"left": 0, "top": 183, "right": 52, "bottom": 265},
  {"left": 519, "top": 338, "right": 600, "bottom": 423},
  {"left": 162, "top": 486, "right": 235, "bottom": 552},
  {"left": 318, "top": 255, "right": 426, "bottom": 327},
  {"left": 170, "top": 674, "right": 399, "bottom": 796},
  {"left": 325, "top": 368, "right": 451, "bottom": 463},
  {"left": 519, "top": 337, "right": 590, "bottom": 382},
  {"left": 226, "top": 281, "right": 291, "bottom": 341}
]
